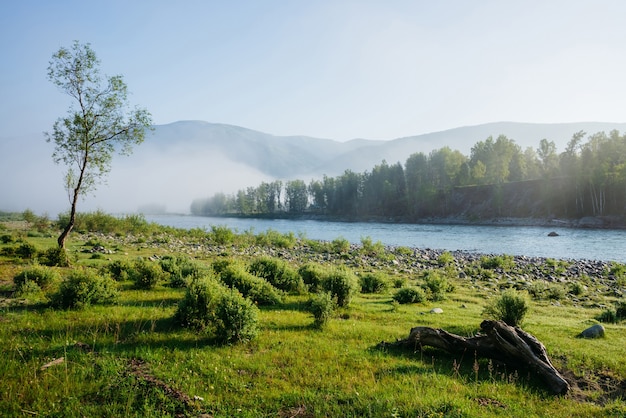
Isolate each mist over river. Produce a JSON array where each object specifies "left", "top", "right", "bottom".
[{"left": 145, "top": 215, "right": 626, "bottom": 263}]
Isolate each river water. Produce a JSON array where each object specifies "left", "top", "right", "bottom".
[{"left": 145, "top": 215, "right": 626, "bottom": 263}]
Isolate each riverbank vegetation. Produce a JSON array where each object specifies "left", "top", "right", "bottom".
[
  {"left": 192, "top": 130, "right": 626, "bottom": 225},
  {"left": 2, "top": 211, "right": 626, "bottom": 417}
]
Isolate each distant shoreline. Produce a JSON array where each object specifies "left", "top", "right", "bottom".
[{"left": 183, "top": 213, "right": 626, "bottom": 230}]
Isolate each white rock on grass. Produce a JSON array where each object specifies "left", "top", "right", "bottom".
[{"left": 430, "top": 308, "right": 443, "bottom": 314}]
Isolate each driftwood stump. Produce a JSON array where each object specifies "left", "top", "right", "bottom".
[{"left": 385, "top": 320, "right": 569, "bottom": 395}]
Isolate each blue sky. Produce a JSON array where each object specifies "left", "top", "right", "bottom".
[{"left": 2, "top": 0, "right": 626, "bottom": 141}]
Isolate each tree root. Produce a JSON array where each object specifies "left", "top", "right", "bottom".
[{"left": 381, "top": 320, "right": 569, "bottom": 395}]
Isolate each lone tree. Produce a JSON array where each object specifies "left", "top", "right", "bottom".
[{"left": 45, "top": 41, "right": 152, "bottom": 248}]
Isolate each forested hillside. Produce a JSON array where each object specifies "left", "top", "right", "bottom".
[{"left": 191, "top": 130, "right": 626, "bottom": 223}]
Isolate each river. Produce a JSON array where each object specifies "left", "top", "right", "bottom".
[{"left": 145, "top": 215, "right": 626, "bottom": 263}]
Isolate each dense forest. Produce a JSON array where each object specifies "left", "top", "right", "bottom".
[{"left": 190, "top": 130, "right": 626, "bottom": 222}]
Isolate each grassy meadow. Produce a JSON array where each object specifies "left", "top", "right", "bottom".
[{"left": 1, "top": 211, "right": 626, "bottom": 417}]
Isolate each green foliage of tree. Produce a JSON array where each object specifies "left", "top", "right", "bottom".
[
  {"left": 191, "top": 128, "right": 626, "bottom": 222},
  {"left": 46, "top": 41, "right": 152, "bottom": 248}
]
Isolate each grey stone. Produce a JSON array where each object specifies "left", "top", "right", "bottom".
[
  {"left": 579, "top": 324, "right": 605, "bottom": 339},
  {"left": 430, "top": 308, "right": 443, "bottom": 314}
]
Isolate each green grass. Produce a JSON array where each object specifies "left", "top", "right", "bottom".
[{"left": 1, "top": 216, "right": 625, "bottom": 417}]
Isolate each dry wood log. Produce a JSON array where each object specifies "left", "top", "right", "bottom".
[{"left": 387, "top": 319, "right": 569, "bottom": 395}]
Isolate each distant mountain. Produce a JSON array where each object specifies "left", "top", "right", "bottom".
[
  {"left": 2, "top": 120, "right": 625, "bottom": 214},
  {"left": 147, "top": 120, "right": 626, "bottom": 179}
]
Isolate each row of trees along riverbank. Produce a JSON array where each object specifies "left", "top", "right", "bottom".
[{"left": 191, "top": 130, "right": 626, "bottom": 222}]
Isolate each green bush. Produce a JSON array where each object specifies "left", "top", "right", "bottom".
[
  {"left": 214, "top": 290, "right": 259, "bottom": 344},
  {"left": 248, "top": 256, "right": 304, "bottom": 293},
  {"left": 16, "top": 242, "right": 38, "bottom": 260},
  {"left": 175, "top": 278, "right": 224, "bottom": 331},
  {"left": 308, "top": 292, "right": 335, "bottom": 328},
  {"left": 0, "top": 234, "right": 14, "bottom": 244},
  {"left": 129, "top": 259, "right": 166, "bottom": 290},
  {"left": 331, "top": 237, "right": 351, "bottom": 254},
  {"left": 527, "top": 281, "right": 566, "bottom": 301},
  {"left": 570, "top": 282, "right": 586, "bottom": 296},
  {"left": 298, "top": 263, "right": 328, "bottom": 293},
  {"left": 480, "top": 255, "right": 514, "bottom": 270},
  {"left": 421, "top": 270, "right": 450, "bottom": 301},
  {"left": 359, "top": 272, "right": 390, "bottom": 294},
  {"left": 219, "top": 264, "right": 282, "bottom": 305},
  {"left": 598, "top": 301, "right": 626, "bottom": 323},
  {"left": 106, "top": 259, "right": 135, "bottom": 281},
  {"left": 255, "top": 229, "right": 297, "bottom": 249},
  {"left": 40, "top": 246, "right": 70, "bottom": 267},
  {"left": 322, "top": 267, "right": 358, "bottom": 307},
  {"left": 392, "top": 287, "right": 426, "bottom": 304},
  {"left": 160, "top": 256, "right": 207, "bottom": 287},
  {"left": 483, "top": 289, "right": 529, "bottom": 327},
  {"left": 437, "top": 251, "right": 455, "bottom": 266},
  {"left": 210, "top": 225, "right": 235, "bottom": 245},
  {"left": 15, "top": 279, "right": 45, "bottom": 299},
  {"left": 14, "top": 265, "right": 60, "bottom": 291},
  {"left": 597, "top": 308, "right": 617, "bottom": 323},
  {"left": 360, "top": 236, "right": 386, "bottom": 256},
  {"left": 52, "top": 268, "right": 119, "bottom": 309},
  {"left": 211, "top": 257, "right": 238, "bottom": 275}
]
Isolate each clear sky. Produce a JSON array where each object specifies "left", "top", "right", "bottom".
[{"left": 2, "top": 0, "right": 626, "bottom": 141}]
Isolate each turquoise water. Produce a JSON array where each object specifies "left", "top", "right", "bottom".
[{"left": 146, "top": 215, "right": 626, "bottom": 262}]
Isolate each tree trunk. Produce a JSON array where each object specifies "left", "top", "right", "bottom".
[
  {"left": 383, "top": 320, "right": 569, "bottom": 395},
  {"left": 58, "top": 177, "right": 82, "bottom": 249}
]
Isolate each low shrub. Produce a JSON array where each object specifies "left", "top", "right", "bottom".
[
  {"left": 129, "top": 259, "right": 166, "bottom": 290},
  {"left": 40, "top": 246, "right": 70, "bottom": 267},
  {"left": 255, "top": 229, "right": 297, "bottom": 249},
  {"left": 106, "top": 259, "right": 135, "bottom": 281},
  {"left": 598, "top": 301, "right": 626, "bottom": 323},
  {"left": 322, "top": 267, "right": 358, "bottom": 307},
  {"left": 16, "top": 242, "right": 38, "bottom": 260},
  {"left": 308, "top": 292, "right": 335, "bottom": 328},
  {"left": 52, "top": 268, "right": 119, "bottom": 309},
  {"left": 331, "top": 237, "right": 350, "bottom": 254},
  {"left": 483, "top": 289, "right": 529, "bottom": 327},
  {"left": 597, "top": 308, "right": 617, "bottom": 323},
  {"left": 15, "top": 279, "right": 45, "bottom": 299},
  {"left": 1, "top": 234, "right": 14, "bottom": 244},
  {"left": 392, "top": 287, "right": 426, "bottom": 304},
  {"left": 570, "top": 282, "right": 586, "bottom": 296},
  {"left": 527, "top": 281, "right": 566, "bottom": 301},
  {"left": 14, "top": 265, "right": 60, "bottom": 291},
  {"left": 360, "top": 236, "right": 386, "bottom": 257},
  {"left": 359, "top": 272, "right": 390, "bottom": 294},
  {"left": 298, "top": 263, "right": 328, "bottom": 293},
  {"left": 248, "top": 256, "right": 304, "bottom": 293},
  {"left": 420, "top": 270, "right": 450, "bottom": 301},
  {"left": 210, "top": 225, "right": 235, "bottom": 245},
  {"left": 214, "top": 290, "right": 259, "bottom": 344},
  {"left": 480, "top": 255, "right": 515, "bottom": 270},
  {"left": 160, "top": 256, "right": 207, "bottom": 287},
  {"left": 211, "top": 258, "right": 239, "bottom": 275},
  {"left": 175, "top": 278, "right": 224, "bottom": 330},
  {"left": 219, "top": 264, "right": 282, "bottom": 305},
  {"left": 437, "top": 251, "right": 455, "bottom": 266}
]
